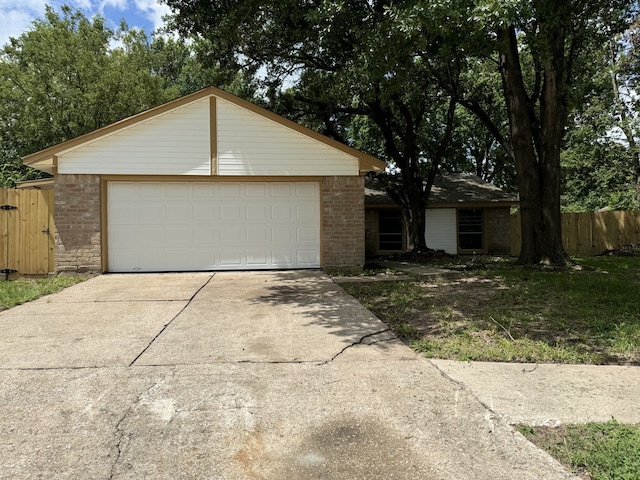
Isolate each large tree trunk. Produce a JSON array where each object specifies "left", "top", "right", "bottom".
[{"left": 498, "top": 25, "right": 571, "bottom": 266}]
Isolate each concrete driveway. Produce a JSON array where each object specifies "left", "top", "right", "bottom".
[{"left": 0, "top": 271, "right": 576, "bottom": 479}]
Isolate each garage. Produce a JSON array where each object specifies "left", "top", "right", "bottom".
[
  {"left": 107, "top": 181, "right": 320, "bottom": 272},
  {"left": 22, "top": 86, "right": 386, "bottom": 274}
]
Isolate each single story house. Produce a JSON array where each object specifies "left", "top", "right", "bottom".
[
  {"left": 22, "top": 86, "right": 386, "bottom": 273},
  {"left": 365, "top": 173, "right": 518, "bottom": 256}
]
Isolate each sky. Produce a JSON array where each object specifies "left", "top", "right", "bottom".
[{"left": 0, "top": 0, "right": 171, "bottom": 47}]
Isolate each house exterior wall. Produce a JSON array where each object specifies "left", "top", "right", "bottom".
[
  {"left": 217, "top": 99, "right": 359, "bottom": 176},
  {"left": 322, "top": 176, "right": 365, "bottom": 268},
  {"left": 52, "top": 174, "right": 365, "bottom": 272},
  {"left": 485, "top": 207, "right": 512, "bottom": 254},
  {"left": 58, "top": 99, "right": 211, "bottom": 175},
  {"left": 54, "top": 174, "right": 102, "bottom": 272}
]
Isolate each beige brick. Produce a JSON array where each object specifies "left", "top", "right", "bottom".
[{"left": 54, "top": 174, "right": 102, "bottom": 273}]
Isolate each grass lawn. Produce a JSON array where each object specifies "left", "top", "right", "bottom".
[
  {"left": 341, "top": 256, "right": 640, "bottom": 365},
  {"left": 0, "top": 275, "right": 85, "bottom": 309},
  {"left": 341, "top": 256, "right": 640, "bottom": 479},
  {"left": 517, "top": 420, "right": 640, "bottom": 480}
]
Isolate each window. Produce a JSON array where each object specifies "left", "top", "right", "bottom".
[
  {"left": 378, "top": 210, "right": 404, "bottom": 251},
  {"left": 458, "top": 209, "right": 483, "bottom": 251}
]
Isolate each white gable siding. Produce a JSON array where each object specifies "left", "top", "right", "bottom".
[
  {"left": 216, "top": 99, "right": 358, "bottom": 176},
  {"left": 425, "top": 208, "right": 457, "bottom": 254},
  {"left": 58, "top": 99, "right": 211, "bottom": 175}
]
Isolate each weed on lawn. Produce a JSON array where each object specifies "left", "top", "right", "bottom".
[{"left": 341, "top": 257, "right": 640, "bottom": 364}]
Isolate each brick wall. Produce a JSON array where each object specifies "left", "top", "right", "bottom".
[
  {"left": 322, "top": 176, "right": 365, "bottom": 269},
  {"left": 485, "top": 207, "right": 512, "bottom": 254},
  {"left": 54, "top": 174, "right": 102, "bottom": 272}
]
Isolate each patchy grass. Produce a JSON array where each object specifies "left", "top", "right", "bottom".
[
  {"left": 0, "top": 276, "right": 86, "bottom": 309},
  {"left": 517, "top": 420, "right": 640, "bottom": 479},
  {"left": 341, "top": 257, "right": 640, "bottom": 364}
]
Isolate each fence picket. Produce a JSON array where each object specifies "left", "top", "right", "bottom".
[{"left": 511, "top": 211, "right": 640, "bottom": 257}]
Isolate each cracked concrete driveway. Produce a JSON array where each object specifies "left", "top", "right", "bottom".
[{"left": 0, "top": 271, "right": 576, "bottom": 479}]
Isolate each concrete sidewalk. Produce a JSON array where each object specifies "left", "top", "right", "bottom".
[
  {"left": 430, "top": 359, "right": 640, "bottom": 426},
  {"left": 0, "top": 272, "right": 578, "bottom": 479}
]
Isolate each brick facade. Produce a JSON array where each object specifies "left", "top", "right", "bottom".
[
  {"left": 485, "top": 207, "right": 512, "bottom": 254},
  {"left": 54, "top": 174, "right": 102, "bottom": 272},
  {"left": 322, "top": 176, "right": 365, "bottom": 269}
]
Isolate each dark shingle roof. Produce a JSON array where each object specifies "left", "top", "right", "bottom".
[{"left": 365, "top": 172, "right": 518, "bottom": 206}]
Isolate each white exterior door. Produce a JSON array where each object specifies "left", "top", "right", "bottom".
[
  {"left": 425, "top": 208, "right": 457, "bottom": 254},
  {"left": 107, "top": 181, "right": 320, "bottom": 272}
]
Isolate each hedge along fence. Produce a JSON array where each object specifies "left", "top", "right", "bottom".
[
  {"left": 0, "top": 188, "right": 55, "bottom": 275},
  {"left": 511, "top": 211, "right": 640, "bottom": 257}
]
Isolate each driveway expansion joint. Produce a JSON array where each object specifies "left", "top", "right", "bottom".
[{"left": 318, "top": 328, "right": 392, "bottom": 365}]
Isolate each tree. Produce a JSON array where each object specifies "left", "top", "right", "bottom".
[
  {"left": 163, "top": 0, "right": 637, "bottom": 264},
  {"left": 494, "top": 1, "right": 635, "bottom": 264},
  {"left": 0, "top": 6, "right": 179, "bottom": 186},
  {"left": 163, "top": 0, "right": 462, "bottom": 251}
]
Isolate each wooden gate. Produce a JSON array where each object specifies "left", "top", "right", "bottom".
[{"left": 0, "top": 189, "right": 55, "bottom": 275}]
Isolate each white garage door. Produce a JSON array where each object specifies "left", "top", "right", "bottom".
[{"left": 107, "top": 181, "right": 321, "bottom": 272}]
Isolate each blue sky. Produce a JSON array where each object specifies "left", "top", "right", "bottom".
[{"left": 0, "top": 0, "right": 171, "bottom": 47}]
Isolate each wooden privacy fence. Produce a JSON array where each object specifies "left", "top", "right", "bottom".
[
  {"left": 511, "top": 211, "right": 640, "bottom": 257},
  {"left": 0, "top": 189, "right": 55, "bottom": 276}
]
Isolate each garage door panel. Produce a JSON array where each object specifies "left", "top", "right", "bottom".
[
  {"left": 193, "top": 205, "right": 217, "bottom": 222},
  {"left": 297, "top": 227, "right": 318, "bottom": 242},
  {"left": 220, "top": 227, "right": 243, "bottom": 243},
  {"left": 272, "top": 227, "right": 293, "bottom": 243},
  {"left": 220, "top": 206, "right": 242, "bottom": 220},
  {"left": 136, "top": 205, "right": 165, "bottom": 224},
  {"left": 167, "top": 230, "right": 191, "bottom": 246},
  {"left": 194, "top": 227, "right": 218, "bottom": 245},
  {"left": 109, "top": 205, "right": 135, "bottom": 225},
  {"left": 108, "top": 181, "right": 320, "bottom": 272},
  {"left": 220, "top": 251, "right": 242, "bottom": 266},
  {"left": 297, "top": 250, "right": 320, "bottom": 265},
  {"left": 246, "top": 251, "right": 268, "bottom": 266},
  {"left": 245, "top": 183, "right": 267, "bottom": 196},
  {"left": 136, "top": 227, "right": 166, "bottom": 247},
  {"left": 271, "top": 183, "right": 292, "bottom": 196},
  {"left": 296, "top": 182, "right": 317, "bottom": 197},
  {"left": 296, "top": 204, "right": 318, "bottom": 220},
  {"left": 246, "top": 205, "right": 267, "bottom": 220},
  {"left": 192, "top": 183, "right": 218, "bottom": 197},
  {"left": 246, "top": 226, "right": 267, "bottom": 243},
  {"left": 272, "top": 205, "right": 292, "bottom": 220},
  {"left": 165, "top": 206, "right": 192, "bottom": 224},
  {"left": 219, "top": 183, "right": 242, "bottom": 197},
  {"left": 272, "top": 251, "right": 293, "bottom": 266}
]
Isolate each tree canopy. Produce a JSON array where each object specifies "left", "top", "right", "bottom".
[
  {"left": 162, "top": 0, "right": 638, "bottom": 264},
  {"left": 0, "top": 5, "right": 246, "bottom": 187}
]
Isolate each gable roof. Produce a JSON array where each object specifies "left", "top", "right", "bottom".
[
  {"left": 22, "top": 86, "right": 386, "bottom": 174},
  {"left": 366, "top": 173, "right": 518, "bottom": 206}
]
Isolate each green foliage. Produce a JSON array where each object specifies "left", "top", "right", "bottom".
[
  {"left": 520, "top": 420, "right": 640, "bottom": 480},
  {"left": 0, "top": 6, "right": 183, "bottom": 186},
  {"left": 0, "top": 275, "right": 85, "bottom": 308}
]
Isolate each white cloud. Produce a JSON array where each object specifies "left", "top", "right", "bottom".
[
  {"left": 134, "top": 0, "right": 171, "bottom": 32},
  {"left": 0, "top": 0, "right": 171, "bottom": 47}
]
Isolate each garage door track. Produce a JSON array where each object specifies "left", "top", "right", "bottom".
[{"left": 0, "top": 271, "right": 576, "bottom": 479}]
